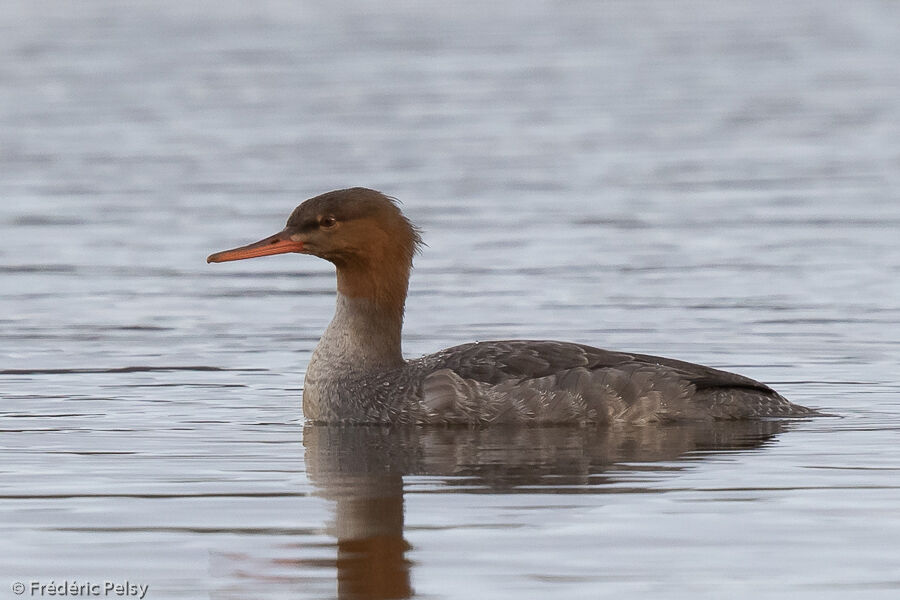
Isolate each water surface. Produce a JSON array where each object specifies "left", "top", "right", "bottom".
[{"left": 2, "top": 1, "right": 899, "bottom": 598}]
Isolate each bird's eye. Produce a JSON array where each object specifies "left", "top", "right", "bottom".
[{"left": 320, "top": 216, "right": 337, "bottom": 229}]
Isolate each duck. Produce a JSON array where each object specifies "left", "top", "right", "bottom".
[{"left": 208, "top": 187, "right": 816, "bottom": 425}]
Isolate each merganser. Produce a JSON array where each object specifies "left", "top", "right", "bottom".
[{"left": 208, "top": 188, "right": 816, "bottom": 425}]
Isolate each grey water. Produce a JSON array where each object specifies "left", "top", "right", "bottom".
[{"left": 2, "top": 0, "right": 900, "bottom": 598}]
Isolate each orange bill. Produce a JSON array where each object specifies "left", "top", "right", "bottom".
[{"left": 207, "top": 230, "right": 304, "bottom": 263}]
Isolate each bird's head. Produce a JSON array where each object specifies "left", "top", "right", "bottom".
[
  {"left": 207, "top": 187, "right": 422, "bottom": 268},
  {"left": 208, "top": 188, "right": 423, "bottom": 311}
]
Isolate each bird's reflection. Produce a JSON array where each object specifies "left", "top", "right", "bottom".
[{"left": 303, "top": 420, "right": 792, "bottom": 599}]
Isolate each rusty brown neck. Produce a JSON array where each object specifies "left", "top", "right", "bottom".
[
  {"left": 335, "top": 253, "right": 410, "bottom": 330},
  {"left": 311, "top": 251, "right": 411, "bottom": 373}
]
